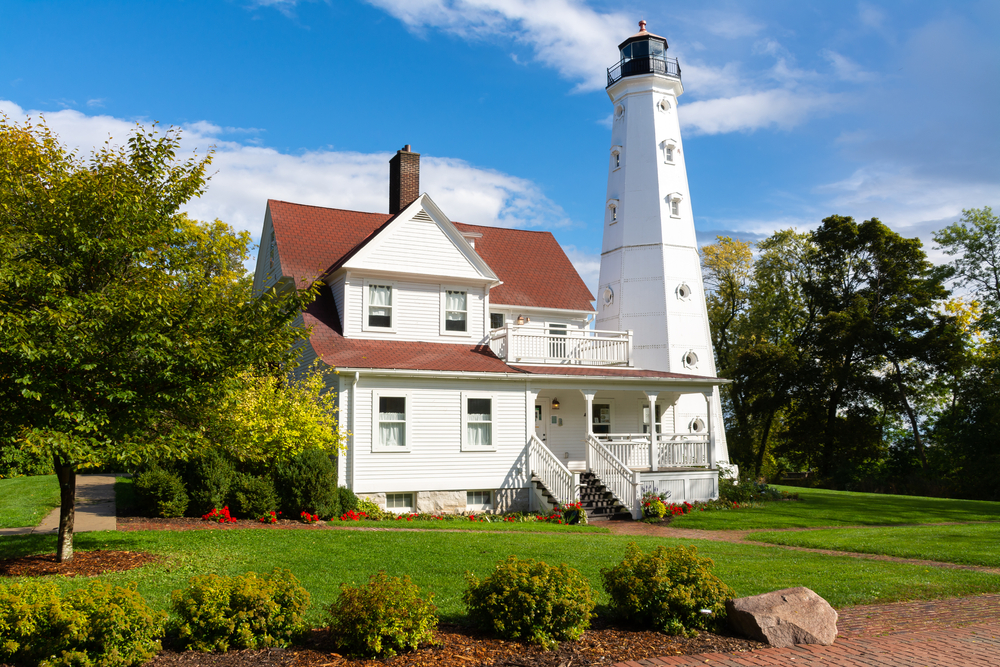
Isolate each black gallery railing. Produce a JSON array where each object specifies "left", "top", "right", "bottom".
[{"left": 607, "top": 56, "right": 682, "bottom": 86}]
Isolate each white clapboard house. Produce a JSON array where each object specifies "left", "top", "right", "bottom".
[{"left": 252, "top": 23, "right": 731, "bottom": 520}]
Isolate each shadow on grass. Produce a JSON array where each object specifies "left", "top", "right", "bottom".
[{"left": 0, "top": 534, "right": 57, "bottom": 559}]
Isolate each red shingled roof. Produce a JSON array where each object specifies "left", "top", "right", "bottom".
[{"left": 268, "top": 199, "right": 595, "bottom": 311}]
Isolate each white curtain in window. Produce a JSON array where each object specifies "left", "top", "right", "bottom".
[
  {"left": 379, "top": 420, "right": 405, "bottom": 447},
  {"left": 446, "top": 291, "right": 466, "bottom": 320},
  {"left": 467, "top": 398, "right": 492, "bottom": 447},
  {"left": 467, "top": 422, "right": 491, "bottom": 447},
  {"left": 369, "top": 285, "right": 391, "bottom": 316}
]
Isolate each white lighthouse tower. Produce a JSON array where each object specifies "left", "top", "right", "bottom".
[{"left": 597, "top": 21, "right": 730, "bottom": 465}]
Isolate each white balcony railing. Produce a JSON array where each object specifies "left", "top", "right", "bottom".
[
  {"left": 597, "top": 433, "right": 711, "bottom": 470},
  {"left": 489, "top": 324, "right": 632, "bottom": 366}
]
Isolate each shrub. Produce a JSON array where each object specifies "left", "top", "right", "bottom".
[
  {"left": 326, "top": 572, "right": 437, "bottom": 658},
  {"left": 272, "top": 448, "right": 339, "bottom": 518},
  {"left": 170, "top": 569, "right": 310, "bottom": 652},
  {"left": 184, "top": 449, "right": 235, "bottom": 516},
  {"left": 133, "top": 467, "right": 188, "bottom": 518},
  {"left": 229, "top": 473, "right": 279, "bottom": 519},
  {"left": 464, "top": 556, "right": 595, "bottom": 649},
  {"left": 0, "top": 580, "right": 165, "bottom": 667},
  {"left": 355, "top": 497, "right": 391, "bottom": 520},
  {"left": 0, "top": 446, "right": 52, "bottom": 478},
  {"left": 600, "top": 542, "right": 735, "bottom": 636},
  {"left": 337, "top": 486, "right": 359, "bottom": 514}
]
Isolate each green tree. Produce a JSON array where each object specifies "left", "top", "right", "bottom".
[
  {"left": 0, "top": 118, "right": 315, "bottom": 560},
  {"left": 933, "top": 207, "right": 1000, "bottom": 334}
]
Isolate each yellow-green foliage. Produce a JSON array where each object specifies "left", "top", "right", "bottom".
[
  {"left": 601, "top": 542, "right": 735, "bottom": 636},
  {"left": 463, "top": 556, "right": 595, "bottom": 649},
  {"left": 210, "top": 369, "right": 343, "bottom": 462},
  {"left": 170, "top": 569, "right": 310, "bottom": 652},
  {"left": 326, "top": 572, "right": 437, "bottom": 658},
  {"left": 0, "top": 580, "right": 165, "bottom": 667},
  {"left": 354, "top": 498, "right": 391, "bottom": 520}
]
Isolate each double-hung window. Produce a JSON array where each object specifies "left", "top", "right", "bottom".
[
  {"left": 445, "top": 290, "right": 468, "bottom": 332},
  {"left": 366, "top": 282, "right": 394, "bottom": 330},
  {"left": 462, "top": 393, "right": 496, "bottom": 451},
  {"left": 373, "top": 392, "right": 410, "bottom": 452}
]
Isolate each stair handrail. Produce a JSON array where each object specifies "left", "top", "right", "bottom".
[
  {"left": 527, "top": 434, "right": 576, "bottom": 506},
  {"left": 586, "top": 434, "right": 640, "bottom": 520}
]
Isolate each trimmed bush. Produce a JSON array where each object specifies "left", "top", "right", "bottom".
[
  {"left": 600, "top": 542, "right": 735, "bottom": 636},
  {"left": 0, "top": 579, "right": 165, "bottom": 667},
  {"left": 272, "top": 448, "right": 338, "bottom": 518},
  {"left": 134, "top": 467, "right": 188, "bottom": 518},
  {"left": 464, "top": 556, "right": 595, "bottom": 649},
  {"left": 337, "top": 486, "right": 359, "bottom": 513},
  {"left": 354, "top": 497, "right": 390, "bottom": 520},
  {"left": 229, "top": 473, "right": 279, "bottom": 519},
  {"left": 170, "top": 569, "right": 311, "bottom": 652},
  {"left": 326, "top": 572, "right": 437, "bottom": 658},
  {"left": 184, "top": 449, "right": 235, "bottom": 516}
]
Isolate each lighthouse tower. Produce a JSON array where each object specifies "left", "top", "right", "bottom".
[{"left": 597, "top": 22, "right": 730, "bottom": 465}]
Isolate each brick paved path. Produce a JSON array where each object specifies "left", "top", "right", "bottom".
[{"left": 612, "top": 594, "right": 1000, "bottom": 667}]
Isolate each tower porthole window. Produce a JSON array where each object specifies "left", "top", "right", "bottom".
[
  {"left": 614, "top": 103, "right": 625, "bottom": 120},
  {"left": 603, "top": 286, "right": 614, "bottom": 307},
  {"left": 682, "top": 350, "right": 699, "bottom": 369},
  {"left": 657, "top": 98, "right": 672, "bottom": 113},
  {"left": 676, "top": 283, "right": 692, "bottom": 300},
  {"left": 689, "top": 417, "right": 706, "bottom": 433}
]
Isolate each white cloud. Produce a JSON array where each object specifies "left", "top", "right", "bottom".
[
  {"left": 679, "top": 89, "right": 842, "bottom": 135},
  {"left": 858, "top": 2, "right": 887, "bottom": 31},
  {"left": 365, "top": 0, "right": 633, "bottom": 92},
  {"left": 821, "top": 49, "right": 877, "bottom": 83},
  {"left": 0, "top": 100, "right": 574, "bottom": 240},
  {"left": 86, "top": 98, "right": 106, "bottom": 108}
]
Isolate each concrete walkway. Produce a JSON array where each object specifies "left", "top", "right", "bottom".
[{"left": 0, "top": 474, "right": 117, "bottom": 537}]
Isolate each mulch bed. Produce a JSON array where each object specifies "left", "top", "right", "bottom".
[{"left": 0, "top": 549, "right": 160, "bottom": 577}]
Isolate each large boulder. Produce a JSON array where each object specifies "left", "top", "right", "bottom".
[{"left": 726, "top": 587, "right": 837, "bottom": 647}]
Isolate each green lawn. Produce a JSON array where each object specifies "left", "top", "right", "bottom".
[
  {"left": 2, "top": 528, "right": 998, "bottom": 624},
  {"left": 749, "top": 523, "right": 1000, "bottom": 568},
  {"left": 0, "top": 475, "right": 60, "bottom": 528},
  {"left": 670, "top": 486, "right": 1000, "bottom": 530},
  {"left": 327, "top": 519, "right": 608, "bottom": 533}
]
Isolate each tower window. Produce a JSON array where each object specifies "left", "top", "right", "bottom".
[
  {"left": 689, "top": 417, "right": 706, "bottom": 434},
  {"left": 682, "top": 350, "right": 699, "bottom": 369},
  {"left": 615, "top": 153, "right": 620, "bottom": 168},
  {"left": 671, "top": 200, "right": 679, "bottom": 216},
  {"left": 665, "top": 146, "right": 674, "bottom": 162},
  {"left": 676, "top": 283, "right": 692, "bottom": 300},
  {"left": 666, "top": 194, "right": 683, "bottom": 218},
  {"left": 612, "top": 206, "right": 617, "bottom": 221},
  {"left": 607, "top": 199, "right": 620, "bottom": 225}
]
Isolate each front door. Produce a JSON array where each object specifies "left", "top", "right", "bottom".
[{"left": 534, "top": 402, "right": 547, "bottom": 443}]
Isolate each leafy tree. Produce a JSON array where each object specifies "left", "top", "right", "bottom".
[
  {"left": 0, "top": 118, "right": 315, "bottom": 560},
  {"left": 933, "top": 207, "right": 1000, "bottom": 334}
]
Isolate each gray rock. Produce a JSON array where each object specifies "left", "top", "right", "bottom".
[{"left": 726, "top": 587, "right": 838, "bottom": 647}]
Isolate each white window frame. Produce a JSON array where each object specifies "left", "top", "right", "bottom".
[
  {"left": 689, "top": 417, "right": 707, "bottom": 434},
  {"left": 440, "top": 285, "right": 473, "bottom": 337},
  {"left": 362, "top": 279, "right": 397, "bottom": 332},
  {"left": 385, "top": 492, "right": 414, "bottom": 513},
  {"left": 607, "top": 199, "right": 619, "bottom": 226},
  {"left": 590, "top": 399, "right": 616, "bottom": 436},
  {"left": 660, "top": 139, "right": 678, "bottom": 165},
  {"left": 666, "top": 193, "right": 683, "bottom": 219},
  {"left": 682, "top": 349, "right": 700, "bottom": 370},
  {"left": 371, "top": 391, "right": 412, "bottom": 452},
  {"left": 610, "top": 145, "right": 622, "bottom": 171},
  {"left": 466, "top": 490, "right": 493, "bottom": 511},
  {"left": 676, "top": 283, "right": 693, "bottom": 301},
  {"left": 490, "top": 312, "right": 506, "bottom": 330},
  {"left": 462, "top": 391, "right": 498, "bottom": 452}
]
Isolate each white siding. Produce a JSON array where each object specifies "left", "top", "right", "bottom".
[
  {"left": 343, "top": 276, "right": 486, "bottom": 343},
  {"left": 252, "top": 210, "right": 282, "bottom": 296},
  {"left": 329, "top": 273, "right": 346, "bottom": 330},
  {"left": 354, "top": 214, "right": 482, "bottom": 280},
  {"left": 351, "top": 377, "right": 529, "bottom": 494}
]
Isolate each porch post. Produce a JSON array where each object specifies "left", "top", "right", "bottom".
[
  {"left": 526, "top": 383, "right": 537, "bottom": 511},
  {"left": 644, "top": 391, "right": 659, "bottom": 471},
  {"left": 581, "top": 390, "right": 597, "bottom": 472},
  {"left": 704, "top": 391, "right": 716, "bottom": 470}
]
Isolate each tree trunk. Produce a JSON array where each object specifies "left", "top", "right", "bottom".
[
  {"left": 892, "top": 359, "right": 927, "bottom": 469},
  {"left": 821, "top": 383, "right": 845, "bottom": 481},
  {"left": 753, "top": 411, "right": 775, "bottom": 478},
  {"left": 54, "top": 457, "right": 76, "bottom": 562}
]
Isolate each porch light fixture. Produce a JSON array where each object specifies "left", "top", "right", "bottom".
[
  {"left": 517, "top": 315, "right": 525, "bottom": 325},
  {"left": 551, "top": 398, "right": 560, "bottom": 410}
]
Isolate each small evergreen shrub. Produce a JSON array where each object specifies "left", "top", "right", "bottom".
[
  {"left": 170, "top": 569, "right": 311, "bottom": 652},
  {"left": 337, "top": 486, "right": 359, "bottom": 513},
  {"left": 272, "top": 448, "right": 338, "bottom": 518},
  {"left": 134, "top": 467, "right": 188, "bottom": 518},
  {"left": 0, "top": 580, "right": 165, "bottom": 667},
  {"left": 600, "top": 542, "right": 735, "bottom": 636},
  {"left": 463, "top": 556, "right": 595, "bottom": 649},
  {"left": 0, "top": 446, "right": 52, "bottom": 478},
  {"left": 229, "top": 473, "right": 279, "bottom": 519},
  {"left": 184, "top": 449, "right": 235, "bottom": 516},
  {"left": 326, "top": 572, "right": 437, "bottom": 658}
]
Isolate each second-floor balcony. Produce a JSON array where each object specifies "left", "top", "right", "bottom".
[{"left": 489, "top": 324, "right": 633, "bottom": 367}]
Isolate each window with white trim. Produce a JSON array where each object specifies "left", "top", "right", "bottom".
[
  {"left": 592, "top": 403, "right": 612, "bottom": 435},
  {"left": 661, "top": 139, "right": 678, "bottom": 164},
  {"left": 607, "top": 199, "right": 620, "bottom": 225},
  {"left": 490, "top": 312, "right": 505, "bottom": 329},
  {"left": 462, "top": 393, "right": 496, "bottom": 451},
  {"left": 666, "top": 193, "right": 683, "bottom": 218},
  {"left": 682, "top": 350, "right": 700, "bottom": 369},
  {"left": 364, "top": 281, "right": 395, "bottom": 330},
  {"left": 467, "top": 490, "right": 492, "bottom": 511},
  {"left": 642, "top": 404, "right": 663, "bottom": 434},
  {"left": 445, "top": 290, "right": 468, "bottom": 332},
  {"left": 386, "top": 493, "right": 414, "bottom": 513},
  {"left": 372, "top": 392, "right": 410, "bottom": 452},
  {"left": 689, "top": 417, "right": 706, "bottom": 434}
]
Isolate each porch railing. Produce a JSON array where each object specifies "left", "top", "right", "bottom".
[
  {"left": 598, "top": 433, "right": 711, "bottom": 470},
  {"left": 528, "top": 434, "right": 576, "bottom": 506},
  {"left": 490, "top": 325, "right": 632, "bottom": 367},
  {"left": 587, "top": 434, "right": 640, "bottom": 519}
]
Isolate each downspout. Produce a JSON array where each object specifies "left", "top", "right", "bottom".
[{"left": 350, "top": 371, "right": 360, "bottom": 491}]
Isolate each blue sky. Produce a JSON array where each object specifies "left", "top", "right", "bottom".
[{"left": 2, "top": 0, "right": 998, "bottom": 291}]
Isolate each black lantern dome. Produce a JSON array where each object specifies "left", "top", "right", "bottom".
[{"left": 607, "top": 21, "right": 681, "bottom": 87}]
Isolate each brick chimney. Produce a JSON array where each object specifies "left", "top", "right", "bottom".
[{"left": 389, "top": 144, "right": 420, "bottom": 214}]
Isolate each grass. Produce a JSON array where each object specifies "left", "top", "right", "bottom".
[
  {"left": 749, "top": 523, "right": 1000, "bottom": 568},
  {"left": 0, "top": 475, "right": 60, "bottom": 528},
  {"left": 328, "top": 518, "right": 608, "bottom": 533},
  {"left": 669, "top": 486, "right": 1000, "bottom": 530},
  {"left": 1, "top": 528, "right": 998, "bottom": 624}
]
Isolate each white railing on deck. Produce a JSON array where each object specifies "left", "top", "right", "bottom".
[
  {"left": 528, "top": 434, "right": 576, "bottom": 506},
  {"left": 597, "top": 433, "right": 711, "bottom": 470},
  {"left": 587, "top": 434, "right": 640, "bottom": 519},
  {"left": 490, "top": 325, "right": 632, "bottom": 366}
]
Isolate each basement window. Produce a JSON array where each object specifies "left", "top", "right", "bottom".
[
  {"left": 467, "top": 490, "right": 493, "bottom": 511},
  {"left": 386, "top": 493, "right": 414, "bottom": 513}
]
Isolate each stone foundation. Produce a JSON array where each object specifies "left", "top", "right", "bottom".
[
  {"left": 416, "top": 490, "right": 465, "bottom": 514},
  {"left": 356, "top": 487, "right": 530, "bottom": 514}
]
